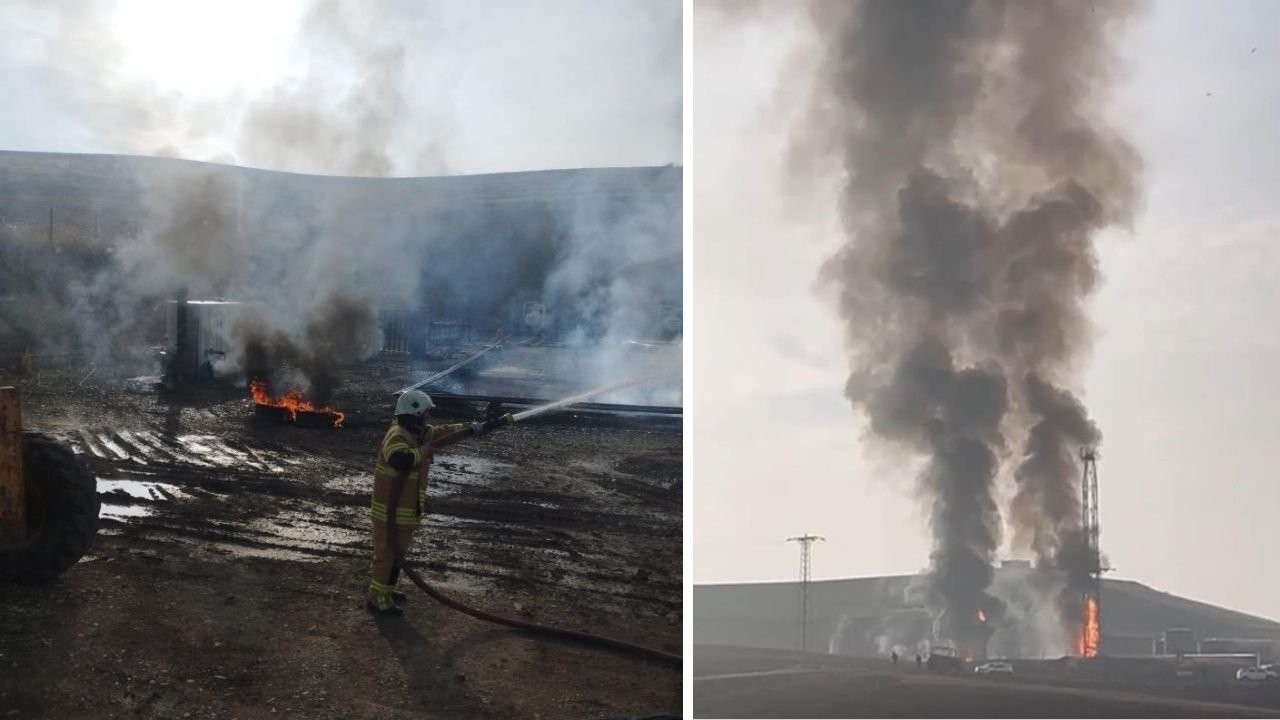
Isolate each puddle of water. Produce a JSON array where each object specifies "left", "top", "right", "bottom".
[
  {"left": 177, "top": 434, "right": 239, "bottom": 466},
  {"left": 429, "top": 456, "right": 516, "bottom": 493},
  {"left": 97, "top": 477, "right": 182, "bottom": 501},
  {"left": 95, "top": 434, "right": 136, "bottom": 462},
  {"left": 322, "top": 474, "right": 371, "bottom": 494},
  {"left": 422, "top": 513, "right": 496, "bottom": 529},
  {"left": 427, "top": 570, "right": 495, "bottom": 596},
  {"left": 96, "top": 477, "right": 185, "bottom": 521},
  {"left": 112, "top": 430, "right": 154, "bottom": 464},
  {"left": 230, "top": 443, "right": 284, "bottom": 473},
  {"left": 100, "top": 503, "right": 153, "bottom": 519},
  {"left": 244, "top": 514, "right": 366, "bottom": 549},
  {"left": 323, "top": 456, "right": 516, "bottom": 497},
  {"left": 208, "top": 542, "right": 328, "bottom": 563},
  {"left": 131, "top": 430, "right": 213, "bottom": 467},
  {"left": 78, "top": 431, "right": 108, "bottom": 459}
]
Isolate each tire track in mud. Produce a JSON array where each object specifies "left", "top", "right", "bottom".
[{"left": 57, "top": 423, "right": 680, "bottom": 608}]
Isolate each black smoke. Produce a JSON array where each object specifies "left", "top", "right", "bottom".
[{"left": 792, "top": 0, "right": 1141, "bottom": 652}]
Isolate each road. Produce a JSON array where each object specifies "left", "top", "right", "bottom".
[{"left": 693, "top": 645, "right": 1280, "bottom": 718}]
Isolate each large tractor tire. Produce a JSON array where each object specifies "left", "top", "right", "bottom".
[{"left": 0, "top": 432, "right": 99, "bottom": 581}]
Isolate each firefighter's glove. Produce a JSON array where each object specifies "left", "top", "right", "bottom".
[{"left": 387, "top": 450, "right": 415, "bottom": 473}]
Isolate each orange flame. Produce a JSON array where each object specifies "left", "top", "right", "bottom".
[
  {"left": 251, "top": 379, "right": 345, "bottom": 428},
  {"left": 977, "top": 609, "right": 987, "bottom": 624},
  {"left": 1082, "top": 596, "right": 1100, "bottom": 658}
]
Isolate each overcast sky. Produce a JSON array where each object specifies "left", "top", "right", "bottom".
[
  {"left": 693, "top": 0, "right": 1280, "bottom": 622},
  {"left": 0, "top": 0, "right": 681, "bottom": 176}
]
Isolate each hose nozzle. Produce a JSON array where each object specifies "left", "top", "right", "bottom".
[{"left": 482, "top": 413, "right": 515, "bottom": 432}]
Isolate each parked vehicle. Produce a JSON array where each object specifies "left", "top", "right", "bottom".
[
  {"left": 926, "top": 646, "right": 963, "bottom": 675},
  {"left": 974, "top": 661, "right": 1014, "bottom": 675},
  {"left": 1236, "top": 666, "right": 1278, "bottom": 682}
]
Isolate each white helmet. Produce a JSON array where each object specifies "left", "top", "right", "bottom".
[{"left": 395, "top": 389, "right": 435, "bottom": 418}]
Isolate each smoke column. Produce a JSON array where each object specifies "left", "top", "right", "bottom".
[{"left": 801, "top": 0, "right": 1141, "bottom": 651}]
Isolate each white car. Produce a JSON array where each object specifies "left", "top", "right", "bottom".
[
  {"left": 1236, "top": 666, "right": 1278, "bottom": 682},
  {"left": 975, "top": 661, "right": 1014, "bottom": 675}
]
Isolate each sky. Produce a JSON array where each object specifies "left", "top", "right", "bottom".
[
  {"left": 0, "top": 0, "right": 681, "bottom": 176},
  {"left": 692, "top": 0, "right": 1280, "bottom": 622}
]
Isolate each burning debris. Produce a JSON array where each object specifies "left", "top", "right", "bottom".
[
  {"left": 236, "top": 300, "right": 374, "bottom": 430},
  {"left": 251, "top": 379, "right": 345, "bottom": 428},
  {"left": 234, "top": 296, "right": 383, "bottom": 408},
  {"left": 796, "top": 0, "right": 1142, "bottom": 656}
]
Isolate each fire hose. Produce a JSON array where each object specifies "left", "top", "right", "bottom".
[
  {"left": 380, "top": 376, "right": 682, "bottom": 668},
  {"left": 394, "top": 342, "right": 504, "bottom": 396},
  {"left": 384, "top": 471, "right": 680, "bottom": 667}
]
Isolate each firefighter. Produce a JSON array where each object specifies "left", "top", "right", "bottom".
[
  {"left": 891, "top": 650, "right": 899, "bottom": 667},
  {"left": 366, "top": 389, "right": 512, "bottom": 615}
]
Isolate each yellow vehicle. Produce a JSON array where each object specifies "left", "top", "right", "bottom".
[{"left": 0, "top": 386, "right": 99, "bottom": 580}]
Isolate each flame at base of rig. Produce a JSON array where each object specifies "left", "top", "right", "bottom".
[
  {"left": 1081, "top": 595, "right": 1100, "bottom": 659},
  {"left": 251, "top": 379, "right": 346, "bottom": 428}
]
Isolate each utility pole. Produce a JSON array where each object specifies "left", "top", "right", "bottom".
[{"left": 787, "top": 534, "right": 824, "bottom": 653}]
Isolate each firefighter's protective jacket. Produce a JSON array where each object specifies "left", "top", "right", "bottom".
[{"left": 370, "top": 421, "right": 469, "bottom": 526}]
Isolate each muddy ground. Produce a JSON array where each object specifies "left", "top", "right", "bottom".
[{"left": 0, "top": 352, "right": 682, "bottom": 719}]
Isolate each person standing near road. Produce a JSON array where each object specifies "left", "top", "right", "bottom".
[
  {"left": 891, "top": 651, "right": 899, "bottom": 667},
  {"left": 366, "top": 389, "right": 511, "bottom": 615}
]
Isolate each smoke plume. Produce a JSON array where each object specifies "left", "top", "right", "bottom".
[
  {"left": 0, "top": 1, "right": 682, "bottom": 403},
  {"left": 797, "top": 0, "right": 1141, "bottom": 652},
  {"left": 236, "top": 0, "right": 448, "bottom": 177}
]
